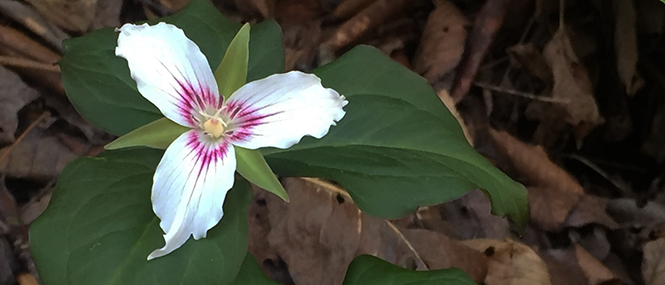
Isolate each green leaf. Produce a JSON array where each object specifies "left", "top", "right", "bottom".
[
  {"left": 236, "top": 147, "right": 288, "bottom": 201},
  {"left": 215, "top": 23, "right": 250, "bottom": 98},
  {"left": 262, "top": 46, "right": 529, "bottom": 228},
  {"left": 30, "top": 148, "right": 253, "bottom": 285},
  {"left": 343, "top": 255, "right": 476, "bottom": 285},
  {"left": 105, "top": 118, "right": 187, "bottom": 150},
  {"left": 230, "top": 254, "right": 280, "bottom": 284},
  {"left": 60, "top": 0, "right": 284, "bottom": 135}
]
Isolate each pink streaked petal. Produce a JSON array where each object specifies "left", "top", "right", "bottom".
[
  {"left": 116, "top": 23, "right": 221, "bottom": 127},
  {"left": 147, "top": 130, "right": 236, "bottom": 260},
  {"left": 225, "top": 71, "right": 347, "bottom": 149}
]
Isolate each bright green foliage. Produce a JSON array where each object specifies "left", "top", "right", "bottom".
[
  {"left": 263, "top": 46, "right": 528, "bottom": 228},
  {"left": 343, "top": 255, "right": 476, "bottom": 285},
  {"left": 30, "top": 148, "right": 252, "bottom": 285}
]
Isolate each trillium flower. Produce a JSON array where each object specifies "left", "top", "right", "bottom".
[{"left": 115, "top": 23, "right": 347, "bottom": 260}]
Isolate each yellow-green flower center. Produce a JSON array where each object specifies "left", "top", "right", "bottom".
[{"left": 202, "top": 118, "right": 225, "bottom": 138}]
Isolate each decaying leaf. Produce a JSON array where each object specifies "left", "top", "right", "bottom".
[
  {"left": 413, "top": 0, "right": 467, "bottom": 83},
  {"left": 526, "top": 27, "right": 604, "bottom": 141},
  {"left": 643, "top": 237, "right": 665, "bottom": 285},
  {"left": 24, "top": 0, "right": 97, "bottom": 32},
  {"left": 248, "top": 178, "right": 491, "bottom": 285},
  {"left": 462, "top": 239, "right": 551, "bottom": 285},
  {"left": 507, "top": 43, "right": 552, "bottom": 85},
  {"left": 0, "top": 124, "right": 78, "bottom": 180},
  {"left": 564, "top": 194, "right": 619, "bottom": 229},
  {"left": 439, "top": 189, "right": 510, "bottom": 240},
  {"left": 573, "top": 244, "right": 621, "bottom": 285},
  {"left": 0, "top": 66, "right": 39, "bottom": 145},
  {"left": 489, "top": 129, "right": 584, "bottom": 231},
  {"left": 613, "top": 0, "right": 643, "bottom": 95},
  {"left": 234, "top": 0, "right": 274, "bottom": 19},
  {"left": 332, "top": 0, "right": 376, "bottom": 19}
]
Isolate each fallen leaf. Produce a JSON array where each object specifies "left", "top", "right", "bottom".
[
  {"left": 91, "top": 0, "right": 123, "bottom": 29},
  {"left": 0, "top": 0, "right": 69, "bottom": 52},
  {"left": 527, "top": 27, "right": 604, "bottom": 141},
  {"left": 564, "top": 194, "right": 619, "bottom": 229},
  {"left": 613, "top": 0, "right": 643, "bottom": 95},
  {"left": 573, "top": 244, "right": 621, "bottom": 285},
  {"left": 489, "top": 129, "right": 584, "bottom": 231},
  {"left": 403, "top": 229, "right": 488, "bottom": 284},
  {"left": 643, "top": 237, "right": 665, "bottom": 285},
  {"left": 413, "top": 0, "right": 467, "bottom": 83},
  {"left": 539, "top": 250, "right": 587, "bottom": 285},
  {"left": 439, "top": 189, "right": 511, "bottom": 240},
  {"left": 507, "top": 43, "right": 552, "bottom": 85},
  {"left": 234, "top": 0, "right": 274, "bottom": 19},
  {"left": 249, "top": 177, "right": 491, "bottom": 285},
  {"left": 0, "top": 66, "right": 39, "bottom": 145},
  {"left": 437, "top": 89, "right": 473, "bottom": 144},
  {"left": 332, "top": 0, "right": 376, "bottom": 19},
  {"left": 462, "top": 239, "right": 551, "bottom": 285},
  {"left": 24, "top": 0, "right": 97, "bottom": 32}
]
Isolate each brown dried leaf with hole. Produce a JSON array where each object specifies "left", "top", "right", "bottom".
[
  {"left": 0, "top": 66, "right": 39, "bottom": 145},
  {"left": 413, "top": 0, "right": 467, "bottom": 83},
  {"left": 24, "top": 0, "right": 97, "bottom": 32},
  {"left": 489, "top": 129, "right": 584, "bottom": 231},
  {"left": 248, "top": 178, "right": 490, "bottom": 284},
  {"left": 613, "top": 0, "right": 643, "bottom": 95},
  {"left": 462, "top": 239, "right": 550, "bottom": 285},
  {"left": 526, "top": 27, "right": 604, "bottom": 141},
  {"left": 643, "top": 238, "right": 665, "bottom": 285}
]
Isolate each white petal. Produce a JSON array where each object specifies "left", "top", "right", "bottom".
[
  {"left": 147, "top": 130, "right": 236, "bottom": 260},
  {"left": 116, "top": 23, "right": 221, "bottom": 128},
  {"left": 224, "top": 71, "right": 347, "bottom": 149}
]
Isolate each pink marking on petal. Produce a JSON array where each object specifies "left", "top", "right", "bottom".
[
  {"left": 186, "top": 131, "right": 230, "bottom": 181},
  {"left": 174, "top": 80, "right": 221, "bottom": 126},
  {"left": 224, "top": 101, "right": 282, "bottom": 142}
]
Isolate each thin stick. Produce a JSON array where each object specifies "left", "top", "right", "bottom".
[
  {"left": 0, "top": 56, "right": 60, "bottom": 72},
  {"left": 0, "top": 111, "right": 50, "bottom": 165},
  {"left": 298, "top": 177, "right": 429, "bottom": 270},
  {"left": 473, "top": 81, "right": 569, "bottom": 103}
]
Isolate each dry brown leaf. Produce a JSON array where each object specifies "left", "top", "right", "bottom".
[
  {"left": 91, "top": 0, "right": 123, "bottom": 29},
  {"left": 564, "top": 194, "right": 619, "bottom": 229},
  {"left": 489, "top": 129, "right": 584, "bottom": 231},
  {"left": 0, "top": 0, "right": 69, "bottom": 52},
  {"left": 527, "top": 27, "right": 604, "bottom": 141},
  {"left": 462, "top": 239, "right": 551, "bottom": 285},
  {"left": 574, "top": 244, "right": 621, "bottom": 285},
  {"left": 413, "top": 0, "right": 467, "bottom": 83},
  {"left": 320, "top": 0, "right": 409, "bottom": 57},
  {"left": 0, "top": 26, "right": 63, "bottom": 94},
  {"left": 636, "top": 0, "right": 665, "bottom": 35},
  {"left": 24, "top": 0, "right": 97, "bottom": 32},
  {"left": 234, "top": 0, "right": 274, "bottom": 19},
  {"left": 332, "top": 0, "right": 376, "bottom": 19},
  {"left": 613, "top": 0, "right": 642, "bottom": 95},
  {"left": 249, "top": 177, "right": 490, "bottom": 285},
  {"left": 539, "top": 250, "right": 587, "bottom": 285},
  {"left": 0, "top": 125, "right": 78, "bottom": 180},
  {"left": 403, "top": 229, "right": 488, "bottom": 284},
  {"left": 507, "top": 43, "right": 552, "bottom": 84},
  {"left": 439, "top": 189, "right": 510, "bottom": 240},
  {"left": 277, "top": 0, "right": 322, "bottom": 70},
  {"left": 0, "top": 66, "right": 39, "bottom": 144},
  {"left": 643, "top": 238, "right": 665, "bottom": 285},
  {"left": 158, "top": 0, "right": 191, "bottom": 11}
]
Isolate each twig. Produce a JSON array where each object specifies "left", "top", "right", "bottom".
[
  {"left": 0, "top": 56, "right": 59, "bottom": 72},
  {"left": 473, "top": 81, "right": 569, "bottom": 103},
  {"left": 297, "top": 177, "right": 429, "bottom": 270},
  {"left": 0, "top": 111, "right": 50, "bottom": 165}
]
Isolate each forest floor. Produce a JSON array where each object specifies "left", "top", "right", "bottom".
[{"left": 1, "top": 0, "right": 665, "bottom": 284}]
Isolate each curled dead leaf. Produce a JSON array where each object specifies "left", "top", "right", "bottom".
[
  {"left": 489, "top": 129, "right": 584, "bottom": 231},
  {"left": 413, "top": 0, "right": 467, "bottom": 83},
  {"left": 462, "top": 239, "right": 551, "bottom": 285}
]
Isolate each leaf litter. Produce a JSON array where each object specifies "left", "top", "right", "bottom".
[{"left": 4, "top": 0, "right": 665, "bottom": 284}]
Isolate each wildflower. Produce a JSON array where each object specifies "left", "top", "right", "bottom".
[{"left": 115, "top": 23, "right": 347, "bottom": 259}]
